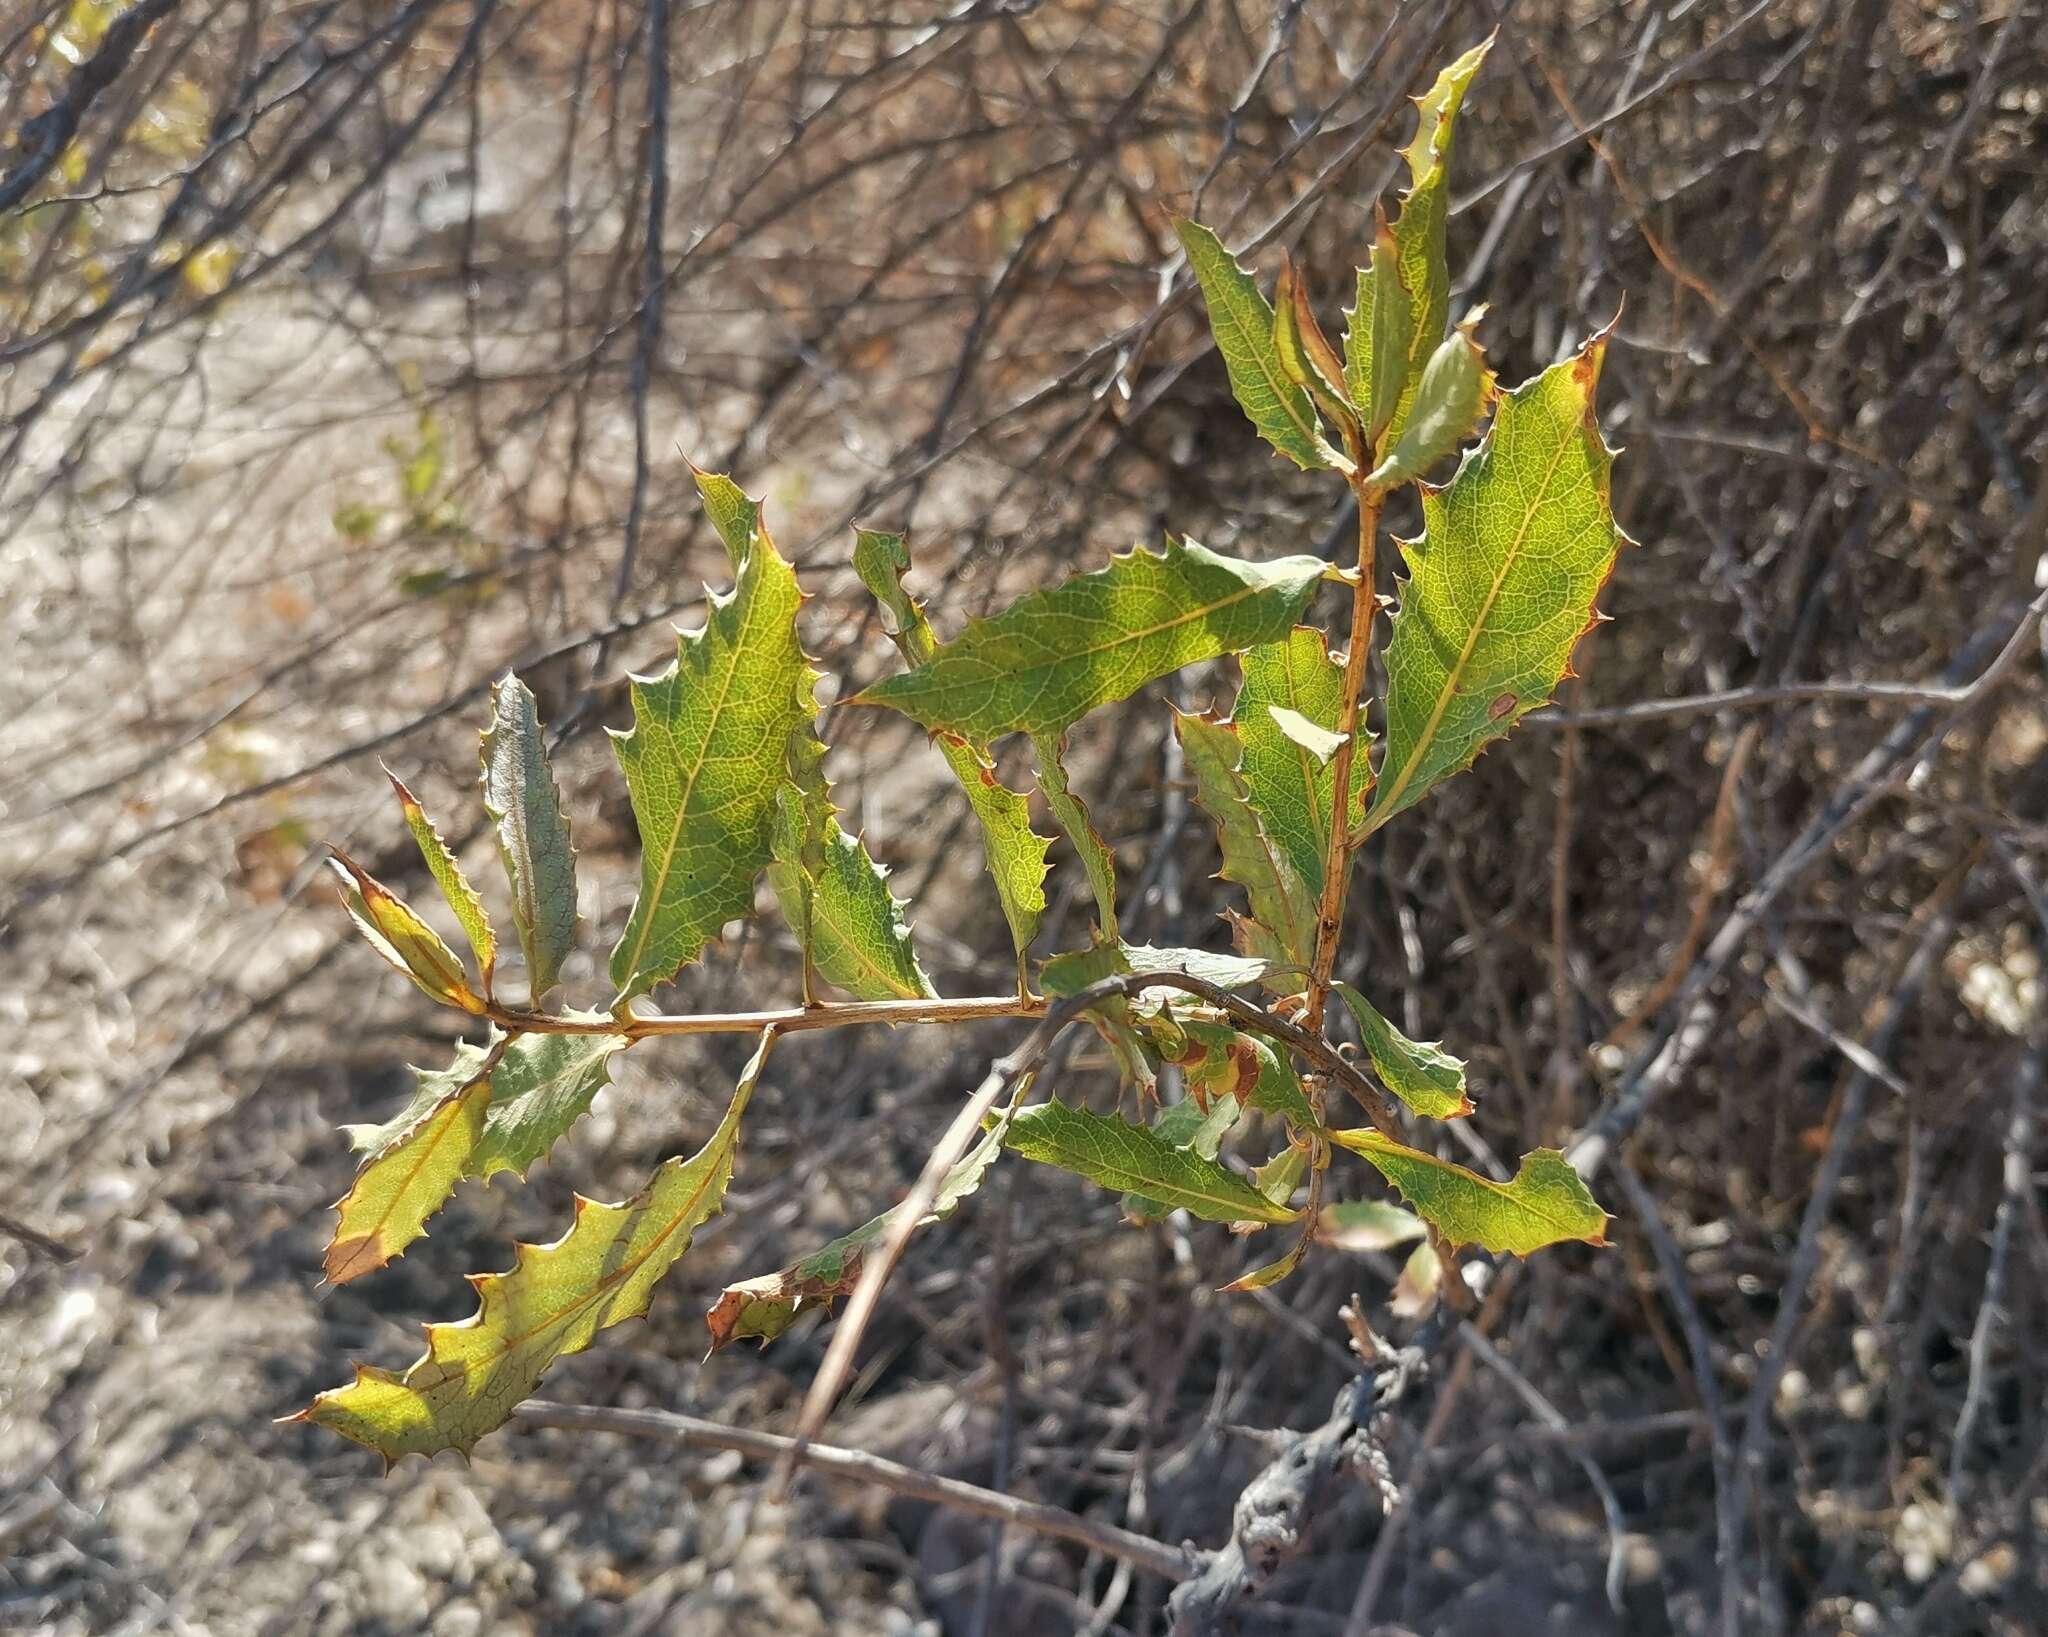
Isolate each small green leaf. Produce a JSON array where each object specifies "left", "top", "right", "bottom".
[
  {"left": 1122, "top": 1096, "right": 1241, "bottom": 1222},
  {"left": 853, "top": 528, "right": 1050, "bottom": 964},
  {"left": 1165, "top": 1017, "right": 1320, "bottom": 1129},
  {"left": 301, "top": 1032, "right": 772, "bottom": 1460},
  {"left": 480, "top": 675, "right": 579, "bottom": 1005},
  {"left": 1364, "top": 331, "right": 1626, "bottom": 834},
  {"left": 1174, "top": 709, "right": 1317, "bottom": 976},
  {"left": 1326, "top": 1129, "right": 1609, "bottom": 1255},
  {"left": 1331, "top": 982, "right": 1472, "bottom": 1119},
  {"left": 1006, "top": 1100, "right": 1298, "bottom": 1226},
  {"left": 325, "top": 1061, "right": 492, "bottom": 1285},
  {"left": 769, "top": 776, "right": 935, "bottom": 1001},
  {"left": 1041, "top": 939, "right": 1155, "bottom": 1094},
  {"left": 1366, "top": 319, "right": 1495, "bottom": 488},
  {"left": 1343, "top": 215, "right": 1417, "bottom": 446},
  {"left": 1254, "top": 1145, "right": 1309, "bottom": 1208},
  {"left": 855, "top": 537, "right": 1327, "bottom": 744},
  {"left": 387, "top": 769, "right": 496, "bottom": 994},
  {"left": 1223, "top": 1230, "right": 1311, "bottom": 1292},
  {"left": 610, "top": 525, "right": 812, "bottom": 1001},
  {"left": 329, "top": 851, "right": 482, "bottom": 1013},
  {"left": 1034, "top": 731, "right": 1119, "bottom": 939},
  {"left": 1174, "top": 219, "right": 1338, "bottom": 471},
  {"left": 1316, "top": 1198, "right": 1427, "bottom": 1253},
  {"left": 1236, "top": 629, "right": 1364, "bottom": 897},
  {"left": 689, "top": 465, "right": 761, "bottom": 567}
]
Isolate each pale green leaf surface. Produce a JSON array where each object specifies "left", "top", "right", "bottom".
[
  {"left": 1332, "top": 982, "right": 1472, "bottom": 1119},
  {"left": 1174, "top": 219, "right": 1333, "bottom": 470},
  {"left": 388, "top": 770, "right": 496, "bottom": 992},
  {"left": 1034, "top": 731, "right": 1119, "bottom": 939},
  {"left": 1040, "top": 939, "right": 1154, "bottom": 1093},
  {"left": 1326, "top": 1129, "right": 1609, "bottom": 1255},
  {"left": 302, "top": 1033, "right": 772, "bottom": 1460},
  {"left": 1367, "top": 322, "right": 1495, "bottom": 488},
  {"left": 690, "top": 466, "right": 761, "bottom": 567},
  {"left": 480, "top": 676, "right": 579, "bottom": 1004},
  {"left": 1006, "top": 1100, "right": 1297, "bottom": 1225},
  {"left": 1343, "top": 226, "right": 1416, "bottom": 444},
  {"left": 1365, "top": 334, "right": 1623, "bottom": 834},
  {"left": 856, "top": 538, "right": 1325, "bottom": 743},
  {"left": 325, "top": 1064, "right": 491, "bottom": 1286},
  {"left": 1117, "top": 943, "right": 1271, "bottom": 991},
  {"left": 769, "top": 784, "right": 935, "bottom": 1001},
  {"left": 1316, "top": 1198, "right": 1427, "bottom": 1252},
  {"left": 1236, "top": 628, "right": 1364, "bottom": 897},
  {"left": 1122, "top": 1095, "right": 1243, "bottom": 1222},
  {"left": 1175, "top": 710, "right": 1317, "bottom": 972}
]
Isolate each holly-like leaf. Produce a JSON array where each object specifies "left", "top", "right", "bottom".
[
  {"left": 1236, "top": 629, "right": 1364, "bottom": 896},
  {"left": 1041, "top": 939, "right": 1154, "bottom": 1094},
  {"left": 690, "top": 464, "right": 761, "bottom": 565},
  {"left": 1174, "top": 709, "right": 1317, "bottom": 974},
  {"left": 1326, "top": 1129, "right": 1608, "bottom": 1255},
  {"left": 770, "top": 781, "right": 935, "bottom": 1001},
  {"left": 1331, "top": 982, "right": 1472, "bottom": 1119},
  {"left": 1034, "top": 731, "right": 1119, "bottom": 939},
  {"left": 329, "top": 851, "right": 482, "bottom": 1013},
  {"left": 1122, "top": 1095, "right": 1242, "bottom": 1222},
  {"left": 1365, "top": 318, "right": 1496, "bottom": 488},
  {"left": 470, "top": 1027, "right": 629, "bottom": 1180},
  {"left": 1381, "top": 36, "right": 1491, "bottom": 443},
  {"left": 1316, "top": 1198, "right": 1427, "bottom": 1253},
  {"left": 853, "top": 528, "right": 1050, "bottom": 964},
  {"left": 1118, "top": 943, "right": 1271, "bottom": 991},
  {"left": 387, "top": 770, "right": 496, "bottom": 994},
  {"left": 855, "top": 537, "right": 1326, "bottom": 744},
  {"left": 1167, "top": 1017, "right": 1320, "bottom": 1129},
  {"left": 326, "top": 1057, "right": 493, "bottom": 1285},
  {"left": 708, "top": 1106, "right": 1012, "bottom": 1352},
  {"left": 480, "top": 675, "right": 579, "bottom": 1005},
  {"left": 1174, "top": 219, "right": 1339, "bottom": 471},
  {"left": 1364, "top": 331, "right": 1625, "bottom": 835},
  {"left": 1005, "top": 1100, "right": 1298, "bottom": 1225},
  {"left": 610, "top": 527, "right": 812, "bottom": 1001},
  {"left": 300, "top": 1032, "right": 772, "bottom": 1460},
  {"left": 1273, "top": 256, "right": 1360, "bottom": 444},
  {"left": 1343, "top": 215, "right": 1416, "bottom": 446}
]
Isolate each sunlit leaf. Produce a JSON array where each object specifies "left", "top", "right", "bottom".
[
  {"left": 1364, "top": 332, "right": 1625, "bottom": 835},
  {"left": 329, "top": 851, "right": 481, "bottom": 1013},
  {"left": 1326, "top": 1129, "right": 1609, "bottom": 1255},
  {"left": 1273, "top": 256, "right": 1360, "bottom": 444},
  {"left": 1123, "top": 1095, "right": 1243, "bottom": 1222},
  {"left": 856, "top": 537, "right": 1326, "bottom": 744},
  {"left": 480, "top": 675, "right": 579, "bottom": 1005},
  {"left": 1005, "top": 1100, "right": 1298, "bottom": 1226},
  {"left": 1316, "top": 1198, "right": 1427, "bottom": 1253},
  {"left": 387, "top": 768, "right": 496, "bottom": 994},
  {"left": 1236, "top": 628, "right": 1364, "bottom": 897},
  {"left": 1331, "top": 982, "right": 1472, "bottom": 1119},
  {"left": 1117, "top": 943, "right": 1271, "bottom": 991},
  {"left": 325, "top": 1060, "right": 492, "bottom": 1286},
  {"left": 1174, "top": 709, "right": 1317, "bottom": 975},
  {"left": 1034, "top": 731, "right": 1119, "bottom": 939},
  {"left": 1343, "top": 215, "right": 1417, "bottom": 445},
  {"left": 1366, "top": 318, "right": 1495, "bottom": 488},
  {"left": 1041, "top": 939, "right": 1155, "bottom": 1094}
]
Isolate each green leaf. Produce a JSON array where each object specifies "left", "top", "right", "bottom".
[
  {"left": 325, "top": 1058, "right": 493, "bottom": 1286},
  {"left": 610, "top": 527, "right": 812, "bottom": 1001},
  {"left": 1366, "top": 319, "right": 1496, "bottom": 488},
  {"left": 1174, "top": 709, "right": 1317, "bottom": 975},
  {"left": 1331, "top": 982, "right": 1472, "bottom": 1119},
  {"left": 300, "top": 1031, "right": 772, "bottom": 1460},
  {"left": 1005, "top": 1100, "right": 1298, "bottom": 1226},
  {"left": 480, "top": 675, "right": 579, "bottom": 1005},
  {"left": 1363, "top": 332, "right": 1625, "bottom": 834},
  {"left": 1315, "top": 1198, "right": 1427, "bottom": 1253},
  {"left": 1342, "top": 218, "right": 1417, "bottom": 446},
  {"left": 329, "top": 851, "right": 482, "bottom": 1013},
  {"left": 769, "top": 778, "right": 935, "bottom": 1001},
  {"left": 1033, "top": 731, "right": 1119, "bottom": 939},
  {"left": 1273, "top": 256, "right": 1360, "bottom": 443},
  {"left": 1041, "top": 939, "right": 1154, "bottom": 1094},
  {"left": 469, "top": 1028, "right": 629, "bottom": 1180},
  {"left": 853, "top": 528, "right": 1050, "bottom": 964},
  {"left": 1325, "top": 1129, "right": 1609, "bottom": 1255},
  {"left": 1166, "top": 1017, "right": 1320, "bottom": 1129},
  {"left": 1382, "top": 37, "right": 1490, "bottom": 443},
  {"left": 1122, "top": 1095, "right": 1242, "bottom": 1222},
  {"left": 387, "top": 769, "right": 496, "bottom": 994},
  {"left": 689, "top": 465, "right": 761, "bottom": 567},
  {"left": 1223, "top": 1230, "right": 1311, "bottom": 1292},
  {"left": 1174, "top": 219, "right": 1339, "bottom": 471},
  {"left": 1117, "top": 943, "right": 1271, "bottom": 991},
  {"left": 855, "top": 537, "right": 1326, "bottom": 744},
  {"left": 706, "top": 1104, "right": 1011, "bottom": 1352},
  {"left": 1236, "top": 629, "right": 1364, "bottom": 896}
]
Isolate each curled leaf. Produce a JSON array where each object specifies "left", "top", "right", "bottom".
[
  {"left": 329, "top": 851, "right": 482, "bottom": 1013},
  {"left": 1331, "top": 982, "right": 1472, "bottom": 1119},
  {"left": 387, "top": 769, "right": 496, "bottom": 994},
  {"left": 1326, "top": 1129, "right": 1609, "bottom": 1256},
  {"left": 481, "top": 676, "right": 579, "bottom": 1005}
]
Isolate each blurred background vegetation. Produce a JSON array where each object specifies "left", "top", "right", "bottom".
[{"left": 2, "top": 1, "right": 2044, "bottom": 1633}]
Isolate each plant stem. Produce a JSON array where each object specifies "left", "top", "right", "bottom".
[
  {"left": 485, "top": 992, "right": 1047, "bottom": 1040},
  {"left": 1306, "top": 481, "right": 1383, "bottom": 1030}
]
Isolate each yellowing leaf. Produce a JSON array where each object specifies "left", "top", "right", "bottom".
[
  {"left": 853, "top": 528, "right": 1049, "bottom": 964},
  {"left": 481, "top": 676, "right": 579, "bottom": 1004},
  {"left": 1364, "top": 332, "right": 1625, "bottom": 835},
  {"left": 855, "top": 537, "right": 1326, "bottom": 744},
  {"left": 1174, "top": 709, "right": 1317, "bottom": 977},
  {"left": 329, "top": 851, "right": 481, "bottom": 1013},
  {"left": 1175, "top": 219, "right": 1339, "bottom": 471},
  {"left": 1005, "top": 1100, "right": 1298, "bottom": 1226},
  {"left": 1033, "top": 731, "right": 1119, "bottom": 940},
  {"left": 1331, "top": 981, "right": 1472, "bottom": 1119},
  {"left": 689, "top": 465, "right": 761, "bottom": 566},
  {"left": 610, "top": 527, "right": 811, "bottom": 1000},
  {"left": 1236, "top": 629, "right": 1364, "bottom": 897},
  {"left": 326, "top": 1060, "right": 492, "bottom": 1286},
  {"left": 387, "top": 768, "right": 496, "bottom": 994},
  {"left": 1273, "top": 256, "right": 1359, "bottom": 443},
  {"left": 1326, "top": 1130, "right": 1608, "bottom": 1255},
  {"left": 301, "top": 1032, "right": 772, "bottom": 1460}
]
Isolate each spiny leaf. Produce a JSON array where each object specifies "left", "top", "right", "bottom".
[
  {"left": 480, "top": 675, "right": 579, "bottom": 1005},
  {"left": 1382, "top": 36, "right": 1491, "bottom": 443},
  {"left": 1174, "top": 709, "right": 1317, "bottom": 975},
  {"left": 1274, "top": 256, "right": 1360, "bottom": 445},
  {"left": 1363, "top": 330, "right": 1626, "bottom": 835},
  {"left": 1005, "top": 1100, "right": 1298, "bottom": 1226},
  {"left": 855, "top": 537, "right": 1327, "bottom": 744},
  {"left": 300, "top": 1032, "right": 773, "bottom": 1460},
  {"left": 326, "top": 1059, "right": 493, "bottom": 1286},
  {"left": 707, "top": 1105, "right": 1011, "bottom": 1352},
  {"left": 610, "top": 525, "right": 811, "bottom": 1001},
  {"left": 1041, "top": 939, "right": 1154, "bottom": 1094},
  {"left": 689, "top": 464, "right": 761, "bottom": 567},
  {"left": 1118, "top": 943, "right": 1272, "bottom": 991},
  {"left": 1331, "top": 981, "right": 1472, "bottom": 1119},
  {"left": 853, "top": 528, "right": 1050, "bottom": 963},
  {"left": 329, "top": 851, "right": 482, "bottom": 1013},
  {"left": 387, "top": 769, "right": 496, "bottom": 994},
  {"left": 1166, "top": 1016, "right": 1320, "bottom": 1129},
  {"left": 1343, "top": 217, "right": 1417, "bottom": 446},
  {"left": 1366, "top": 317, "right": 1496, "bottom": 488},
  {"left": 1223, "top": 1231, "right": 1312, "bottom": 1292},
  {"left": 1325, "top": 1129, "right": 1609, "bottom": 1255},
  {"left": 1174, "top": 219, "right": 1340, "bottom": 471},
  {"left": 1034, "top": 731, "right": 1119, "bottom": 939},
  {"left": 1122, "top": 1095, "right": 1242, "bottom": 1222},
  {"left": 1316, "top": 1198, "right": 1427, "bottom": 1253},
  {"left": 1236, "top": 629, "right": 1364, "bottom": 896}
]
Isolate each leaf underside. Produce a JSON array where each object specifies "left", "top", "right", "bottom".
[{"left": 480, "top": 675, "right": 579, "bottom": 1005}]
